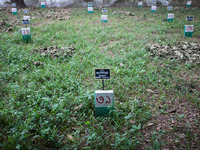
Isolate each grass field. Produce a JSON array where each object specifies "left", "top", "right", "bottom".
[{"left": 0, "top": 6, "right": 200, "bottom": 149}]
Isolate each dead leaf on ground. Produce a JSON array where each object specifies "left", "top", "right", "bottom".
[
  {"left": 148, "top": 123, "right": 154, "bottom": 127},
  {"left": 67, "top": 134, "right": 74, "bottom": 141},
  {"left": 74, "top": 103, "right": 83, "bottom": 110}
]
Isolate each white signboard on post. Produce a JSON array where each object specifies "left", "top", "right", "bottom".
[
  {"left": 187, "top": 1, "right": 191, "bottom": 5},
  {"left": 95, "top": 90, "right": 113, "bottom": 107},
  {"left": 23, "top": 16, "right": 30, "bottom": 21},
  {"left": 168, "top": 13, "right": 174, "bottom": 19},
  {"left": 138, "top": 2, "right": 143, "bottom": 5},
  {"left": 151, "top": 6, "right": 157, "bottom": 10},
  {"left": 185, "top": 25, "right": 194, "bottom": 32},
  {"left": 22, "top": 28, "right": 31, "bottom": 35},
  {"left": 12, "top": 8, "right": 17, "bottom": 12}
]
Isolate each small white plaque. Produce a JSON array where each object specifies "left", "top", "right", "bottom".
[
  {"left": 41, "top": 2, "right": 45, "bottom": 5},
  {"left": 101, "top": 15, "right": 108, "bottom": 20},
  {"left": 95, "top": 90, "right": 113, "bottom": 107},
  {"left": 151, "top": 6, "right": 157, "bottom": 10},
  {"left": 12, "top": 8, "right": 17, "bottom": 12},
  {"left": 168, "top": 13, "right": 174, "bottom": 19},
  {"left": 22, "top": 28, "right": 31, "bottom": 35},
  {"left": 187, "top": 1, "right": 191, "bottom": 5},
  {"left": 88, "top": 7, "right": 93, "bottom": 11},
  {"left": 138, "top": 2, "right": 143, "bottom": 5},
  {"left": 23, "top": 16, "right": 30, "bottom": 21},
  {"left": 185, "top": 25, "right": 194, "bottom": 32}
]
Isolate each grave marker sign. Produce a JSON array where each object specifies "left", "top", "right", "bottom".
[
  {"left": 167, "top": 13, "right": 174, "bottom": 21},
  {"left": 167, "top": 6, "right": 173, "bottom": 10},
  {"left": 138, "top": 2, "right": 143, "bottom": 7},
  {"left": 23, "top": 9, "right": 28, "bottom": 14},
  {"left": 22, "top": 28, "right": 31, "bottom": 42},
  {"left": 88, "top": 7, "right": 93, "bottom": 14},
  {"left": 187, "top": 1, "right": 191, "bottom": 7},
  {"left": 12, "top": 3, "right": 16, "bottom": 7},
  {"left": 95, "top": 90, "right": 114, "bottom": 117},
  {"left": 186, "top": 16, "right": 194, "bottom": 21},
  {"left": 101, "top": 15, "right": 108, "bottom": 23},
  {"left": 12, "top": 8, "right": 17, "bottom": 15},
  {"left": 151, "top": 6, "right": 157, "bottom": 13},
  {"left": 102, "top": 8, "right": 107, "bottom": 13},
  {"left": 184, "top": 25, "right": 193, "bottom": 37},
  {"left": 41, "top": 2, "right": 45, "bottom": 8}
]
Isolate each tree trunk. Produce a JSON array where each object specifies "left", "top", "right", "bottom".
[{"left": 12, "top": 0, "right": 26, "bottom": 8}]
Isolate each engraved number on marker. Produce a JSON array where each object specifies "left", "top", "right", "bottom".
[{"left": 96, "top": 96, "right": 111, "bottom": 104}]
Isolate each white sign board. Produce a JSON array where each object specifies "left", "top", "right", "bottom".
[
  {"left": 23, "top": 16, "right": 30, "bottom": 21},
  {"left": 101, "top": 15, "right": 108, "bottom": 21},
  {"left": 168, "top": 13, "right": 174, "bottom": 19},
  {"left": 138, "top": 2, "right": 143, "bottom": 5},
  {"left": 151, "top": 6, "right": 157, "bottom": 10},
  {"left": 185, "top": 25, "right": 194, "bottom": 32},
  {"left": 22, "top": 28, "right": 31, "bottom": 35},
  {"left": 88, "top": 7, "right": 93, "bottom": 11},
  {"left": 187, "top": 1, "right": 191, "bottom": 5},
  {"left": 167, "top": 6, "right": 173, "bottom": 10},
  {"left": 95, "top": 90, "right": 113, "bottom": 107},
  {"left": 41, "top": 2, "right": 45, "bottom": 5},
  {"left": 12, "top": 8, "right": 17, "bottom": 12}
]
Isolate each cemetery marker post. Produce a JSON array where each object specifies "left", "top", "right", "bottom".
[
  {"left": 101, "top": 8, "right": 108, "bottom": 23},
  {"left": 167, "top": 6, "right": 174, "bottom": 22},
  {"left": 151, "top": 5, "right": 157, "bottom": 13},
  {"left": 138, "top": 2, "right": 143, "bottom": 8},
  {"left": 41, "top": 2, "right": 46, "bottom": 8},
  {"left": 94, "top": 69, "right": 114, "bottom": 117},
  {"left": 184, "top": 16, "right": 194, "bottom": 37},
  {"left": 88, "top": 2, "right": 93, "bottom": 14},
  {"left": 187, "top": 1, "right": 191, "bottom": 7}
]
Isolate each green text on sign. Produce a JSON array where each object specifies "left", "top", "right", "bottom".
[{"left": 95, "top": 90, "right": 114, "bottom": 117}]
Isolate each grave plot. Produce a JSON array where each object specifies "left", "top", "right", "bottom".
[
  {"left": 147, "top": 42, "right": 200, "bottom": 63},
  {"left": 32, "top": 46, "right": 76, "bottom": 59}
]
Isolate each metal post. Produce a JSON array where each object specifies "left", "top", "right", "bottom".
[{"left": 102, "top": 80, "right": 104, "bottom": 90}]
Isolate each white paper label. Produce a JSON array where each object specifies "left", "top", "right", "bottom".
[
  {"left": 101, "top": 15, "right": 108, "bottom": 20},
  {"left": 95, "top": 91, "right": 113, "bottom": 107},
  {"left": 22, "top": 28, "right": 31, "bottom": 35},
  {"left": 168, "top": 13, "right": 174, "bottom": 19},
  {"left": 88, "top": 7, "right": 93, "bottom": 11},
  {"left": 23, "top": 16, "right": 30, "bottom": 21},
  {"left": 151, "top": 6, "right": 157, "bottom": 10},
  {"left": 12, "top": 8, "right": 17, "bottom": 12},
  {"left": 185, "top": 25, "right": 193, "bottom": 32},
  {"left": 41, "top": 2, "right": 45, "bottom": 5},
  {"left": 138, "top": 2, "right": 143, "bottom": 5},
  {"left": 187, "top": 1, "right": 191, "bottom": 5}
]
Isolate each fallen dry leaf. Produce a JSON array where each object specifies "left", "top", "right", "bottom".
[
  {"left": 67, "top": 134, "right": 74, "bottom": 141},
  {"left": 130, "top": 119, "right": 135, "bottom": 124},
  {"left": 74, "top": 103, "right": 83, "bottom": 110},
  {"left": 148, "top": 123, "right": 154, "bottom": 127},
  {"left": 146, "top": 89, "right": 154, "bottom": 93}
]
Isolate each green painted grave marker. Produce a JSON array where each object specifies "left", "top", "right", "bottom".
[
  {"left": 12, "top": 8, "right": 17, "bottom": 15},
  {"left": 184, "top": 25, "right": 193, "bottom": 37},
  {"left": 167, "top": 13, "right": 174, "bottom": 21},
  {"left": 41, "top": 2, "right": 45, "bottom": 8},
  {"left": 22, "top": 28, "right": 31, "bottom": 42},
  {"left": 94, "top": 68, "right": 113, "bottom": 117},
  {"left": 151, "top": 6, "right": 157, "bottom": 13},
  {"left": 101, "top": 15, "right": 108, "bottom": 23},
  {"left": 88, "top": 7, "right": 93, "bottom": 14},
  {"left": 138, "top": 2, "right": 143, "bottom": 8},
  {"left": 187, "top": 1, "right": 191, "bottom": 7}
]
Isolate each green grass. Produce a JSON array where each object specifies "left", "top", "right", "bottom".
[{"left": 0, "top": 6, "right": 200, "bottom": 149}]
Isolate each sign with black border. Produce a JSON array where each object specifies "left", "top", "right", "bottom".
[
  {"left": 94, "top": 68, "right": 110, "bottom": 80},
  {"left": 22, "top": 20, "right": 29, "bottom": 24},
  {"left": 186, "top": 16, "right": 194, "bottom": 21},
  {"left": 102, "top": 8, "right": 107, "bottom": 13},
  {"left": 167, "top": 6, "right": 173, "bottom": 10}
]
